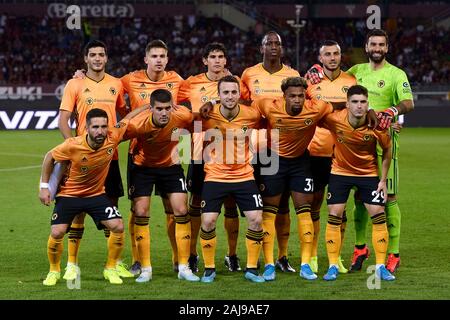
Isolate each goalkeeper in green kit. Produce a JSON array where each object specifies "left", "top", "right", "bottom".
[{"left": 306, "top": 29, "right": 414, "bottom": 274}]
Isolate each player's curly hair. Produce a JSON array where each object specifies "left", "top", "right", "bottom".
[{"left": 281, "top": 77, "right": 307, "bottom": 93}]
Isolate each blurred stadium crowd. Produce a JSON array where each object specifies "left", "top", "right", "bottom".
[{"left": 0, "top": 12, "right": 448, "bottom": 85}]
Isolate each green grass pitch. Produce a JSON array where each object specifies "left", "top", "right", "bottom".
[{"left": 0, "top": 128, "right": 449, "bottom": 300}]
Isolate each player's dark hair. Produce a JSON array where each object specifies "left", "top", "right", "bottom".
[
  {"left": 84, "top": 40, "right": 107, "bottom": 56},
  {"left": 86, "top": 108, "right": 108, "bottom": 124},
  {"left": 347, "top": 85, "right": 368, "bottom": 98},
  {"left": 261, "top": 31, "right": 281, "bottom": 46},
  {"left": 217, "top": 75, "right": 240, "bottom": 93},
  {"left": 203, "top": 42, "right": 227, "bottom": 59},
  {"left": 366, "top": 29, "right": 389, "bottom": 45},
  {"left": 281, "top": 77, "right": 308, "bottom": 93},
  {"left": 145, "top": 39, "right": 169, "bottom": 54},
  {"left": 150, "top": 89, "right": 172, "bottom": 106}
]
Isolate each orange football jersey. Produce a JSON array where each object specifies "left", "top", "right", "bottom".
[
  {"left": 121, "top": 70, "right": 183, "bottom": 110},
  {"left": 59, "top": 74, "right": 126, "bottom": 135},
  {"left": 240, "top": 63, "right": 300, "bottom": 101},
  {"left": 121, "top": 69, "right": 184, "bottom": 156},
  {"left": 323, "top": 108, "right": 391, "bottom": 177},
  {"left": 256, "top": 97, "right": 333, "bottom": 158},
  {"left": 307, "top": 71, "right": 357, "bottom": 157},
  {"left": 126, "top": 106, "right": 193, "bottom": 167},
  {"left": 177, "top": 73, "right": 220, "bottom": 113},
  {"left": 59, "top": 74, "right": 126, "bottom": 160},
  {"left": 52, "top": 119, "right": 129, "bottom": 197},
  {"left": 202, "top": 105, "right": 261, "bottom": 182}
]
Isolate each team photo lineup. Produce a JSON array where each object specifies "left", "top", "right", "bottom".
[{"left": 37, "top": 21, "right": 412, "bottom": 288}]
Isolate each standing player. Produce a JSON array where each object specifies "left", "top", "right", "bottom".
[
  {"left": 121, "top": 40, "right": 184, "bottom": 274},
  {"left": 255, "top": 77, "right": 335, "bottom": 281},
  {"left": 306, "top": 40, "right": 356, "bottom": 274},
  {"left": 58, "top": 40, "right": 133, "bottom": 281},
  {"left": 177, "top": 42, "right": 242, "bottom": 273},
  {"left": 199, "top": 76, "right": 264, "bottom": 283},
  {"left": 240, "top": 31, "right": 300, "bottom": 273},
  {"left": 306, "top": 29, "right": 414, "bottom": 273},
  {"left": 321, "top": 85, "right": 395, "bottom": 282},
  {"left": 125, "top": 89, "right": 199, "bottom": 283},
  {"left": 40, "top": 108, "right": 143, "bottom": 286}
]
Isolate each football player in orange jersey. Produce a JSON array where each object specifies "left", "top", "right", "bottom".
[
  {"left": 306, "top": 40, "right": 356, "bottom": 274},
  {"left": 255, "top": 77, "right": 336, "bottom": 281},
  {"left": 69, "top": 40, "right": 185, "bottom": 276},
  {"left": 120, "top": 40, "right": 184, "bottom": 275},
  {"left": 178, "top": 42, "right": 243, "bottom": 273},
  {"left": 125, "top": 89, "right": 199, "bottom": 283},
  {"left": 40, "top": 107, "right": 147, "bottom": 286},
  {"left": 199, "top": 76, "right": 265, "bottom": 283},
  {"left": 320, "top": 85, "right": 395, "bottom": 282},
  {"left": 57, "top": 40, "right": 133, "bottom": 282},
  {"left": 240, "top": 31, "right": 300, "bottom": 274}
]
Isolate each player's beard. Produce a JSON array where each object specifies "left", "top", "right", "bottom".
[
  {"left": 93, "top": 134, "right": 106, "bottom": 145},
  {"left": 291, "top": 105, "right": 301, "bottom": 115},
  {"left": 324, "top": 64, "right": 339, "bottom": 72},
  {"left": 368, "top": 51, "right": 386, "bottom": 63}
]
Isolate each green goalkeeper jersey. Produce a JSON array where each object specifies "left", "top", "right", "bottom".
[{"left": 347, "top": 61, "right": 413, "bottom": 111}]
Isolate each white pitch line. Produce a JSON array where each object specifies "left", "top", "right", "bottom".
[{"left": 0, "top": 165, "right": 41, "bottom": 172}]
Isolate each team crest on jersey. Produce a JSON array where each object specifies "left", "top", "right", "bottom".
[
  {"left": 128, "top": 186, "right": 135, "bottom": 196},
  {"left": 363, "top": 134, "right": 371, "bottom": 141},
  {"left": 81, "top": 166, "right": 88, "bottom": 173},
  {"left": 402, "top": 82, "right": 409, "bottom": 88},
  {"left": 377, "top": 80, "right": 385, "bottom": 88},
  {"left": 115, "top": 121, "right": 126, "bottom": 128},
  {"left": 86, "top": 97, "right": 94, "bottom": 105},
  {"left": 166, "top": 82, "right": 174, "bottom": 90},
  {"left": 316, "top": 94, "right": 322, "bottom": 100},
  {"left": 139, "top": 92, "right": 147, "bottom": 100},
  {"left": 327, "top": 192, "right": 331, "bottom": 200},
  {"left": 201, "top": 96, "right": 208, "bottom": 103},
  {"left": 51, "top": 213, "right": 58, "bottom": 221},
  {"left": 259, "top": 183, "right": 265, "bottom": 192},
  {"left": 342, "top": 86, "right": 349, "bottom": 93},
  {"left": 241, "top": 125, "right": 248, "bottom": 133},
  {"left": 109, "top": 87, "right": 117, "bottom": 95},
  {"left": 304, "top": 118, "right": 313, "bottom": 126},
  {"left": 200, "top": 200, "right": 206, "bottom": 208},
  {"left": 107, "top": 148, "right": 113, "bottom": 155}
]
